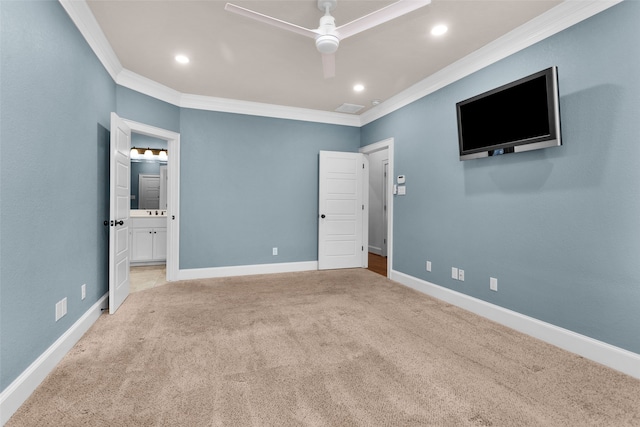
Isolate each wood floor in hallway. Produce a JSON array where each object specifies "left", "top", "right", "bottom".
[{"left": 367, "top": 252, "right": 387, "bottom": 277}]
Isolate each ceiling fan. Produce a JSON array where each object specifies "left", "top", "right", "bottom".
[{"left": 224, "top": 0, "right": 431, "bottom": 79}]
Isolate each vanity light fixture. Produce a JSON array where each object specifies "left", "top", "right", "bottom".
[{"left": 130, "top": 147, "right": 168, "bottom": 161}]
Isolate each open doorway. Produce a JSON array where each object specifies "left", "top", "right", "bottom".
[
  {"left": 360, "top": 138, "right": 394, "bottom": 278},
  {"left": 122, "top": 119, "right": 181, "bottom": 286},
  {"left": 129, "top": 133, "right": 168, "bottom": 292}
]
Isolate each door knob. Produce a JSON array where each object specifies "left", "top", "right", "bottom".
[
  {"left": 114, "top": 220, "right": 124, "bottom": 226},
  {"left": 320, "top": 214, "right": 326, "bottom": 218}
]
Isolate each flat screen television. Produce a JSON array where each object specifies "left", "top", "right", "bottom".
[{"left": 456, "top": 66, "right": 561, "bottom": 160}]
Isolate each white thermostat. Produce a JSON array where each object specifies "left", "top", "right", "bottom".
[{"left": 397, "top": 175, "right": 406, "bottom": 184}]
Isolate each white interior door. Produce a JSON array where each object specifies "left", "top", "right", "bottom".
[
  {"left": 318, "top": 151, "right": 368, "bottom": 270},
  {"left": 109, "top": 113, "right": 131, "bottom": 314}
]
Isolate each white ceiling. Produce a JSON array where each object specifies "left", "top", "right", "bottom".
[
  {"left": 74, "top": 0, "right": 620, "bottom": 124},
  {"left": 84, "top": 0, "right": 568, "bottom": 117}
]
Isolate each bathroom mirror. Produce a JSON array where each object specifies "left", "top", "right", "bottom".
[{"left": 130, "top": 133, "right": 168, "bottom": 210}]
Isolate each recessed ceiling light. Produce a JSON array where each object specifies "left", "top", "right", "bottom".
[
  {"left": 353, "top": 84, "right": 365, "bottom": 92},
  {"left": 431, "top": 24, "right": 448, "bottom": 36},
  {"left": 175, "top": 54, "right": 190, "bottom": 64}
]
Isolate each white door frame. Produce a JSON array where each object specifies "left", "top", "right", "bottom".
[
  {"left": 123, "top": 119, "right": 180, "bottom": 282},
  {"left": 382, "top": 160, "right": 389, "bottom": 257},
  {"left": 360, "top": 138, "right": 394, "bottom": 278}
]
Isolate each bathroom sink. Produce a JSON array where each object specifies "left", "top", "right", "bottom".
[{"left": 130, "top": 210, "right": 167, "bottom": 217}]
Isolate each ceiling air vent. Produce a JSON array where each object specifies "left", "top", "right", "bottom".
[{"left": 335, "top": 103, "right": 365, "bottom": 114}]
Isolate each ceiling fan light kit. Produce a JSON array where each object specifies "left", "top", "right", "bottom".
[
  {"left": 225, "top": 0, "right": 431, "bottom": 79},
  {"left": 315, "top": 34, "right": 339, "bottom": 54}
]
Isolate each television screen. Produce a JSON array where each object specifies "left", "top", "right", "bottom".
[{"left": 456, "top": 67, "right": 561, "bottom": 160}]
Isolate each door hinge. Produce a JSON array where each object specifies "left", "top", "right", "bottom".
[
  {"left": 362, "top": 204, "right": 364, "bottom": 210},
  {"left": 362, "top": 246, "right": 364, "bottom": 251},
  {"left": 384, "top": 238, "right": 386, "bottom": 244}
]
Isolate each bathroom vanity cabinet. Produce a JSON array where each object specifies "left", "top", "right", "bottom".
[{"left": 130, "top": 216, "right": 167, "bottom": 264}]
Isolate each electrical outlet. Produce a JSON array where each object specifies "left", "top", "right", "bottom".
[
  {"left": 426, "top": 261, "right": 432, "bottom": 272},
  {"left": 272, "top": 247, "right": 278, "bottom": 256},
  {"left": 81, "top": 284, "right": 86, "bottom": 300},
  {"left": 458, "top": 269, "right": 465, "bottom": 281},
  {"left": 451, "top": 267, "right": 458, "bottom": 280},
  {"left": 490, "top": 277, "right": 498, "bottom": 292}
]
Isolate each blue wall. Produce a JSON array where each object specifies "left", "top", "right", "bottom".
[
  {"left": 178, "top": 109, "right": 360, "bottom": 268},
  {"left": 116, "top": 86, "right": 180, "bottom": 133},
  {"left": 0, "top": 0, "right": 115, "bottom": 389},
  {"left": 362, "top": 1, "right": 640, "bottom": 354}
]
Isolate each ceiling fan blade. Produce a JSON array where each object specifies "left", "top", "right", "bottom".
[
  {"left": 336, "top": 0, "right": 431, "bottom": 40},
  {"left": 225, "top": 3, "right": 319, "bottom": 39},
  {"left": 321, "top": 53, "right": 335, "bottom": 79}
]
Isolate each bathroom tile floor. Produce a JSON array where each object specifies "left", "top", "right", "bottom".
[{"left": 130, "top": 265, "right": 168, "bottom": 293}]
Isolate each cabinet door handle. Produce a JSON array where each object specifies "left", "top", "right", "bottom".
[{"left": 110, "top": 220, "right": 124, "bottom": 226}]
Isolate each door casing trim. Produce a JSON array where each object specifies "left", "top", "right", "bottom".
[{"left": 360, "top": 138, "right": 394, "bottom": 278}]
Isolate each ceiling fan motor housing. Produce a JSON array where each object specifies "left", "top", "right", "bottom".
[{"left": 315, "top": 13, "right": 339, "bottom": 54}]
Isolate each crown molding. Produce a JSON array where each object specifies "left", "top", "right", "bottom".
[
  {"left": 116, "top": 69, "right": 184, "bottom": 106},
  {"left": 359, "top": 0, "right": 623, "bottom": 126},
  {"left": 180, "top": 94, "right": 361, "bottom": 127},
  {"left": 58, "top": 0, "right": 122, "bottom": 80},
  {"left": 117, "top": 69, "right": 360, "bottom": 126},
  {"left": 60, "top": 0, "right": 621, "bottom": 128}
]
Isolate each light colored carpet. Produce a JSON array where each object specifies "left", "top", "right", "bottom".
[{"left": 7, "top": 269, "right": 640, "bottom": 426}]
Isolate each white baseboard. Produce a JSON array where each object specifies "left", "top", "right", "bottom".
[
  {"left": 177, "top": 261, "right": 318, "bottom": 281},
  {"left": 390, "top": 270, "right": 640, "bottom": 380},
  {"left": 0, "top": 293, "right": 109, "bottom": 426},
  {"left": 368, "top": 246, "right": 383, "bottom": 256}
]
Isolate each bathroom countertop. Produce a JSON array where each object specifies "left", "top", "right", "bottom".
[{"left": 130, "top": 210, "right": 167, "bottom": 217}]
